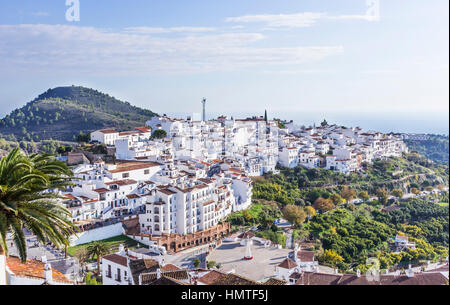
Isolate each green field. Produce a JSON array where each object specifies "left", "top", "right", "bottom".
[{"left": 67, "top": 235, "right": 147, "bottom": 258}]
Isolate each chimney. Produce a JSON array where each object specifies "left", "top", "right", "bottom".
[
  {"left": 41, "top": 255, "right": 47, "bottom": 263},
  {"left": 334, "top": 269, "right": 339, "bottom": 275},
  {"left": 44, "top": 263, "right": 53, "bottom": 284},
  {"left": 118, "top": 244, "right": 125, "bottom": 255},
  {"left": 406, "top": 265, "right": 414, "bottom": 278},
  {"left": 356, "top": 269, "right": 361, "bottom": 278},
  {"left": 156, "top": 268, "right": 161, "bottom": 279}
]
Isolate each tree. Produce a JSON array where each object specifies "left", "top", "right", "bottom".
[
  {"left": 85, "top": 272, "right": 101, "bottom": 285},
  {"left": 341, "top": 187, "right": 356, "bottom": 203},
  {"left": 264, "top": 110, "right": 268, "bottom": 123},
  {"left": 0, "top": 148, "right": 77, "bottom": 262},
  {"left": 193, "top": 258, "right": 201, "bottom": 268},
  {"left": 318, "top": 249, "right": 344, "bottom": 267},
  {"left": 411, "top": 188, "right": 421, "bottom": 195},
  {"left": 321, "top": 119, "right": 328, "bottom": 127},
  {"left": 376, "top": 188, "right": 389, "bottom": 205},
  {"left": 313, "top": 198, "right": 335, "bottom": 213},
  {"left": 152, "top": 129, "right": 167, "bottom": 139},
  {"left": 304, "top": 206, "right": 317, "bottom": 218},
  {"left": 207, "top": 261, "right": 217, "bottom": 269},
  {"left": 330, "top": 193, "right": 345, "bottom": 206},
  {"left": 282, "top": 205, "right": 306, "bottom": 226},
  {"left": 74, "top": 248, "right": 90, "bottom": 269},
  {"left": 391, "top": 189, "right": 404, "bottom": 199},
  {"left": 77, "top": 132, "right": 90, "bottom": 143},
  {"left": 87, "top": 242, "right": 111, "bottom": 274},
  {"left": 358, "top": 191, "right": 370, "bottom": 201}
]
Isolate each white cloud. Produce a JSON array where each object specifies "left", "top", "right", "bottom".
[
  {"left": 0, "top": 24, "right": 343, "bottom": 76},
  {"left": 123, "top": 26, "right": 217, "bottom": 34},
  {"left": 226, "top": 13, "right": 324, "bottom": 28},
  {"left": 226, "top": 12, "right": 379, "bottom": 28}
]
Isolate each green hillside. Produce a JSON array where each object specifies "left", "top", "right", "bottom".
[
  {"left": 0, "top": 86, "right": 158, "bottom": 142},
  {"left": 405, "top": 135, "right": 449, "bottom": 165}
]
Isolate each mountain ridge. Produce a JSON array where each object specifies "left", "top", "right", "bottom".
[{"left": 0, "top": 86, "right": 158, "bottom": 142}]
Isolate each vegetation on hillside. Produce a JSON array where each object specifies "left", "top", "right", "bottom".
[
  {"left": 405, "top": 134, "right": 449, "bottom": 165},
  {"left": 253, "top": 154, "right": 448, "bottom": 207},
  {"left": 228, "top": 153, "right": 449, "bottom": 272},
  {"left": 0, "top": 86, "right": 158, "bottom": 142}
]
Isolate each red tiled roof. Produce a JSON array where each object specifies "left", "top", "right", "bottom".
[
  {"left": 278, "top": 258, "right": 298, "bottom": 269},
  {"left": 108, "top": 162, "right": 161, "bottom": 173},
  {"left": 105, "top": 179, "right": 138, "bottom": 186},
  {"left": 161, "top": 264, "right": 180, "bottom": 272},
  {"left": 197, "top": 270, "right": 223, "bottom": 285},
  {"left": 102, "top": 254, "right": 128, "bottom": 267},
  {"left": 6, "top": 256, "right": 73, "bottom": 284},
  {"left": 297, "top": 250, "right": 315, "bottom": 262}
]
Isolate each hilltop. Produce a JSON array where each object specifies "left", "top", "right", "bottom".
[{"left": 0, "top": 86, "right": 158, "bottom": 142}]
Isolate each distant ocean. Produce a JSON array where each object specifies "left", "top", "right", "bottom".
[{"left": 166, "top": 111, "right": 449, "bottom": 135}]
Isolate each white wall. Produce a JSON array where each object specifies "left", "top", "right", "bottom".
[
  {"left": 0, "top": 254, "right": 6, "bottom": 285},
  {"left": 69, "top": 223, "right": 124, "bottom": 246}
]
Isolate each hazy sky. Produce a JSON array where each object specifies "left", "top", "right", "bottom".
[{"left": 0, "top": 0, "right": 448, "bottom": 125}]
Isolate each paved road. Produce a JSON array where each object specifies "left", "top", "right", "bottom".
[{"left": 163, "top": 244, "right": 211, "bottom": 269}]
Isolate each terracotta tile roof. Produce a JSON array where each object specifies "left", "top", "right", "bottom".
[
  {"left": 158, "top": 188, "right": 177, "bottom": 195},
  {"left": 379, "top": 273, "right": 448, "bottom": 285},
  {"left": 6, "top": 256, "right": 72, "bottom": 284},
  {"left": 93, "top": 188, "right": 109, "bottom": 193},
  {"left": 238, "top": 231, "right": 255, "bottom": 239},
  {"left": 102, "top": 254, "right": 128, "bottom": 267},
  {"left": 297, "top": 250, "right": 315, "bottom": 262},
  {"left": 140, "top": 270, "right": 189, "bottom": 285},
  {"left": 278, "top": 258, "right": 298, "bottom": 269},
  {"left": 263, "top": 277, "right": 288, "bottom": 285},
  {"left": 197, "top": 270, "right": 223, "bottom": 285},
  {"left": 294, "top": 271, "right": 449, "bottom": 285},
  {"left": 209, "top": 272, "right": 259, "bottom": 285},
  {"left": 129, "top": 259, "right": 160, "bottom": 284},
  {"left": 145, "top": 275, "right": 188, "bottom": 285},
  {"left": 126, "top": 194, "right": 140, "bottom": 199},
  {"left": 98, "top": 129, "right": 117, "bottom": 134},
  {"left": 105, "top": 179, "right": 138, "bottom": 186},
  {"left": 295, "top": 272, "right": 341, "bottom": 285},
  {"left": 136, "top": 127, "right": 151, "bottom": 133},
  {"left": 161, "top": 264, "right": 180, "bottom": 272},
  {"left": 336, "top": 274, "right": 374, "bottom": 285},
  {"left": 108, "top": 162, "right": 161, "bottom": 173}
]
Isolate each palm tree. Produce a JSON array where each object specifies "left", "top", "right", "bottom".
[
  {"left": 86, "top": 241, "right": 110, "bottom": 274},
  {"left": 0, "top": 148, "right": 77, "bottom": 262}
]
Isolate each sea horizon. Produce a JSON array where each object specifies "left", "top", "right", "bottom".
[{"left": 165, "top": 111, "right": 449, "bottom": 136}]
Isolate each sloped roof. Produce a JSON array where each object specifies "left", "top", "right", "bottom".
[
  {"left": 278, "top": 258, "right": 298, "bottom": 269},
  {"left": 6, "top": 256, "right": 73, "bottom": 284}
]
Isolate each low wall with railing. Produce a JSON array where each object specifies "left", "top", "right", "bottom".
[{"left": 69, "top": 223, "right": 124, "bottom": 246}]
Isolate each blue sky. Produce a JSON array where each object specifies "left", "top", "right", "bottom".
[{"left": 0, "top": 0, "right": 448, "bottom": 132}]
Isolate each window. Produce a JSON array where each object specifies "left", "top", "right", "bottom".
[
  {"left": 106, "top": 265, "right": 112, "bottom": 278},
  {"left": 144, "top": 169, "right": 150, "bottom": 175},
  {"left": 122, "top": 173, "right": 130, "bottom": 178},
  {"left": 116, "top": 268, "right": 121, "bottom": 282}
]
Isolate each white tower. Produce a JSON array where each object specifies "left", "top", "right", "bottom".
[{"left": 201, "top": 98, "right": 207, "bottom": 122}]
